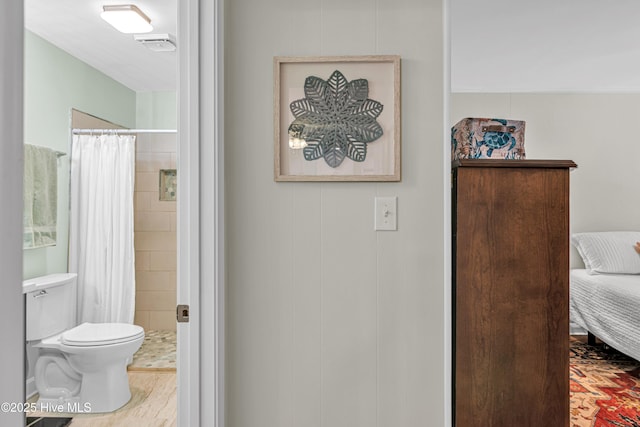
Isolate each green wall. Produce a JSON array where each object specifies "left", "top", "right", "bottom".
[
  {"left": 23, "top": 31, "right": 177, "bottom": 279},
  {"left": 136, "top": 91, "right": 177, "bottom": 129}
]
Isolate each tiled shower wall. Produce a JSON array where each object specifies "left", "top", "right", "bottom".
[{"left": 133, "top": 133, "right": 177, "bottom": 331}]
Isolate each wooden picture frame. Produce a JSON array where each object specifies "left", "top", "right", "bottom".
[{"left": 274, "top": 55, "right": 401, "bottom": 182}]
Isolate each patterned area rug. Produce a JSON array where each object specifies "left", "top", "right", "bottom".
[
  {"left": 571, "top": 338, "right": 640, "bottom": 426},
  {"left": 129, "top": 330, "right": 176, "bottom": 371}
]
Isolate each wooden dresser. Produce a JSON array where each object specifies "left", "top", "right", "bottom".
[{"left": 452, "top": 159, "right": 576, "bottom": 427}]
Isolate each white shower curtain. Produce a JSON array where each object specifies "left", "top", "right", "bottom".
[{"left": 69, "top": 134, "right": 136, "bottom": 324}]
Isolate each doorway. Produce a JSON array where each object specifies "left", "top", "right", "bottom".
[
  {"left": 1, "top": 0, "right": 223, "bottom": 426},
  {"left": 24, "top": 95, "right": 178, "bottom": 427},
  {"left": 19, "top": 0, "right": 210, "bottom": 426}
]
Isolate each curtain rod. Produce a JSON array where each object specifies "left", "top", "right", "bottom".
[{"left": 72, "top": 129, "right": 177, "bottom": 134}]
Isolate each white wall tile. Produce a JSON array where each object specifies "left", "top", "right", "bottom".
[
  {"left": 135, "top": 172, "right": 160, "bottom": 192},
  {"left": 136, "top": 152, "right": 173, "bottom": 172},
  {"left": 149, "top": 310, "right": 177, "bottom": 331},
  {"left": 136, "top": 290, "right": 176, "bottom": 311},
  {"left": 136, "top": 271, "right": 176, "bottom": 291},
  {"left": 134, "top": 133, "right": 177, "bottom": 330},
  {"left": 135, "top": 211, "right": 173, "bottom": 232},
  {"left": 136, "top": 133, "right": 177, "bottom": 153},
  {"left": 134, "top": 310, "right": 151, "bottom": 330},
  {"left": 135, "top": 231, "right": 177, "bottom": 252},
  {"left": 148, "top": 251, "right": 177, "bottom": 271}
]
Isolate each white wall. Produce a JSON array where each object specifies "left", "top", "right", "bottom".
[
  {"left": 225, "top": 0, "right": 444, "bottom": 426},
  {"left": 0, "top": 1, "right": 25, "bottom": 426},
  {"left": 451, "top": 93, "right": 640, "bottom": 267},
  {"left": 451, "top": 0, "right": 640, "bottom": 92}
]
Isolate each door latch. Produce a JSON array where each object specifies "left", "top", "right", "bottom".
[{"left": 176, "top": 304, "right": 190, "bottom": 323}]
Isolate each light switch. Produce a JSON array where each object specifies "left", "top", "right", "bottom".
[{"left": 375, "top": 196, "right": 397, "bottom": 231}]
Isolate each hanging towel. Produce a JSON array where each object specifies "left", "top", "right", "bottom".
[{"left": 24, "top": 144, "right": 58, "bottom": 248}]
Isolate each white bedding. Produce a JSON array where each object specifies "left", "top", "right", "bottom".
[{"left": 570, "top": 269, "right": 640, "bottom": 361}]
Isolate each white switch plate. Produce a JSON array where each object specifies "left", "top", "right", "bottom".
[{"left": 375, "top": 196, "right": 397, "bottom": 231}]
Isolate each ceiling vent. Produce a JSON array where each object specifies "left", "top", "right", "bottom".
[{"left": 134, "top": 34, "right": 176, "bottom": 52}]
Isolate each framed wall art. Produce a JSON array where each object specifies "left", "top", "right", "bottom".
[{"left": 274, "top": 55, "right": 401, "bottom": 182}]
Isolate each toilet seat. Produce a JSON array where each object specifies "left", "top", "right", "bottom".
[{"left": 61, "top": 323, "right": 145, "bottom": 347}]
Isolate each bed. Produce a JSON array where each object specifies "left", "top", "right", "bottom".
[
  {"left": 570, "top": 231, "right": 640, "bottom": 361},
  {"left": 570, "top": 269, "right": 640, "bottom": 361}
]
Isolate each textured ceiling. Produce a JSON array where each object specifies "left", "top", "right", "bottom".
[{"left": 25, "top": 0, "right": 177, "bottom": 92}]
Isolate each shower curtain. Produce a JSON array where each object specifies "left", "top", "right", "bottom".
[{"left": 69, "top": 134, "right": 136, "bottom": 324}]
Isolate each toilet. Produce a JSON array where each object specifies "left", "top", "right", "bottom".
[{"left": 23, "top": 273, "right": 145, "bottom": 413}]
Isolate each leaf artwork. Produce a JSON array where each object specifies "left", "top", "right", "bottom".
[{"left": 287, "top": 70, "right": 384, "bottom": 168}]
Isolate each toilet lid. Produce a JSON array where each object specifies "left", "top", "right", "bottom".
[{"left": 61, "top": 323, "right": 144, "bottom": 347}]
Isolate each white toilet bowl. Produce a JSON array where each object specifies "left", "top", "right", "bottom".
[
  {"left": 35, "top": 322, "right": 144, "bottom": 413},
  {"left": 24, "top": 274, "right": 145, "bottom": 414}
]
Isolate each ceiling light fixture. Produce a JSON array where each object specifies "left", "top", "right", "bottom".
[{"left": 101, "top": 4, "right": 153, "bottom": 34}]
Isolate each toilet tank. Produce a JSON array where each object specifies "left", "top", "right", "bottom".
[{"left": 23, "top": 273, "right": 77, "bottom": 341}]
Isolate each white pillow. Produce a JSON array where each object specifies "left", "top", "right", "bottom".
[{"left": 571, "top": 231, "right": 640, "bottom": 275}]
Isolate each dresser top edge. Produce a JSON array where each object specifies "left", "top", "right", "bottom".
[{"left": 452, "top": 159, "right": 577, "bottom": 169}]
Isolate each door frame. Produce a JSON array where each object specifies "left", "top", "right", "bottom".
[
  {"left": 1, "top": 0, "right": 223, "bottom": 426},
  {"left": 0, "top": 1, "right": 223, "bottom": 425},
  {"left": 443, "top": 0, "right": 452, "bottom": 425},
  {"left": 177, "top": 0, "right": 225, "bottom": 426},
  {"left": 0, "top": 1, "right": 25, "bottom": 426}
]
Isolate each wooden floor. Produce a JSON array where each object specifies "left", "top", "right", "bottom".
[{"left": 30, "top": 371, "right": 176, "bottom": 427}]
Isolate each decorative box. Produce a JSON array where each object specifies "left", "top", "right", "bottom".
[{"left": 451, "top": 118, "right": 526, "bottom": 160}]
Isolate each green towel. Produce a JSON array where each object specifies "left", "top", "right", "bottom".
[{"left": 24, "top": 144, "right": 58, "bottom": 248}]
